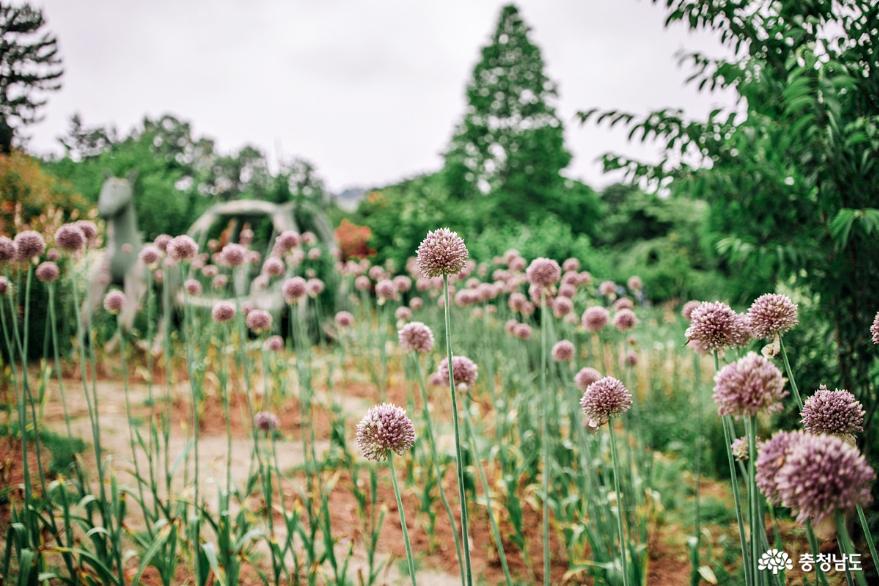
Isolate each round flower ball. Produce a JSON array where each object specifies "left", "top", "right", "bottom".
[
  {"left": 254, "top": 411, "right": 279, "bottom": 432},
  {"left": 356, "top": 403, "right": 416, "bottom": 462},
  {"left": 747, "top": 293, "right": 799, "bottom": 339},
  {"left": 613, "top": 308, "right": 638, "bottom": 332},
  {"left": 263, "top": 256, "right": 285, "bottom": 277},
  {"left": 776, "top": 433, "right": 874, "bottom": 523},
  {"left": 513, "top": 323, "right": 532, "bottom": 340},
  {"left": 552, "top": 296, "right": 573, "bottom": 318},
  {"left": 399, "top": 321, "right": 434, "bottom": 353},
  {"left": 801, "top": 385, "right": 864, "bottom": 438},
  {"left": 0, "top": 236, "right": 16, "bottom": 263},
  {"left": 729, "top": 314, "right": 753, "bottom": 347},
  {"left": 245, "top": 309, "right": 273, "bottom": 334},
  {"left": 552, "top": 339, "right": 575, "bottom": 362},
  {"left": 526, "top": 257, "right": 561, "bottom": 289},
  {"left": 154, "top": 234, "right": 172, "bottom": 251},
  {"left": 221, "top": 243, "right": 247, "bottom": 267},
  {"left": 139, "top": 245, "right": 161, "bottom": 266},
  {"left": 264, "top": 335, "right": 284, "bottom": 352},
  {"left": 871, "top": 311, "right": 879, "bottom": 345},
  {"left": 375, "top": 279, "right": 397, "bottom": 302},
  {"left": 282, "top": 277, "right": 307, "bottom": 303},
  {"left": 416, "top": 228, "right": 468, "bottom": 278},
  {"left": 731, "top": 437, "right": 750, "bottom": 462},
  {"left": 580, "top": 376, "right": 632, "bottom": 430},
  {"left": 713, "top": 352, "right": 787, "bottom": 417},
  {"left": 14, "top": 231, "right": 45, "bottom": 261},
  {"left": 75, "top": 220, "right": 98, "bottom": 244},
  {"left": 54, "top": 224, "right": 85, "bottom": 253},
  {"left": 437, "top": 355, "right": 478, "bottom": 390},
  {"left": 335, "top": 310, "right": 354, "bottom": 328},
  {"left": 276, "top": 230, "right": 301, "bottom": 252},
  {"left": 681, "top": 300, "right": 700, "bottom": 321},
  {"left": 35, "top": 261, "right": 60, "bottom": 283},
  {"left": 167, "top": 235, "right": 198, "bottom": 261},
  {"left": 306, "top": 278, "right": 324, "bottom": 297},
  {"left": 103, "top": 290, "right": 125, "bottom": 315},
  {"left": 756, "top": 431, "right": 807, "bottom": 505},
  {"left": 582, "top": 306, "right": 609, "bottom": 333},
  {"left": 184, "top": 278, "right": 202, "bottom": 296},
  {"left": 394, "top": 306, "right": 412, "bottom": 322},
  {"left": 685, "top": 301, "right": 738, "bottom": 352},
  {"left": 574, "top": 367, "right": 601, "bottom": 392},
  {"left": 598, "top": 281, "right": 617, "bottom": 298},
  {"left": 627, "top": 275, "right": 643, "bottom": 292},
  {"left": 211, "top": 301, "right": 236, "bottom": 323}
]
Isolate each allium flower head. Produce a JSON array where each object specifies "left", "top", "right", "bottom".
[
  {"left": 35, "top": 261, "right": 60, "bottom": 283},
  {"left": 801, "top": 386, "right": 864, "bottom": 437},
  {"left": 562, "top": 257, "right": 580, "bottom": 272},
  {"left": 598, "top": 281, "right": 617, "bottom": 297},
  {"left": 731, "top": 437, "right": 750, "bottom": 462},
  {"left": 254, "top": 411, "right": 279, "bottom": 432},
  {"left": 375, "top": 279, "right": 397, "bottom": 302},
  {"left": 394, "top": 306, "right": 412, "bottom": 322},
  {"left": 399, "top": 321, "right": 434, "bottom": 353},
  {"left": 356, "top": 403, "right": 416, "bottom": 462},
  {"left": 75, "top": 220, "right": 98, "bottom": 244},
  {"left": 526, "top": 257, "right": 561, "bottom": 289},
  {"left": 624, "top": 350, "right": 638, "bottom": 367},
  {"left": 335, "top": 311, "right": 354, "bottom": 328},
  {"left": 613, "top": 297, "right": 634, "bottom": 311},
  {"left": 681, "top": 300, "right": 700, "bottom": 321},
  {"left": 184, "top": 278, "right": 202, "bottom": 296},
  {"left": 574, "top": 367, "right": 601, "bottom": 391},
  {"left": 552, "top": 340, "right": 575, "bottom": 362},
  {"left": 627, "top": 275, "right": 643, "bottom": 291},
  {"left": 246, "top": 309, "right": 273, "bottom": 334},
  {"left": 756, "top": 431, "right": 806, "bottom": 505},
  {"left": 713, "top": 352, "right": 787, "bottom": 417},
  {"left": 14, "top": 231, "right": 45, "bottom": 261},
  {"left": 613, "top": 308, "right": 637, "bottom": 332},
  {"left": 513, "top": 323, "right": 532, "bottom": 340},
  {"left": 582, "top": 306, "right": 609, "bottom": 333},
  {"left": 167, "top": 235, "right": 198, "bottom": 261},
  {"left": 552, "top": 296, "right": 573, "bottom": 318},
  {"left": 154, "top": 234, "right": 172, "bottom": 251},
  {"left": 263, "top": 256, "right": 285, "bottom": 277},
  {"left": 212, "top": 301, "right": 236, "bottom": 323},
  {"left": 221, "top": 243, "right": 247, "bottom": 266},
  {"left": 685, "top": 301, "right": 738, "bottom": 352},
  {"left": 871, "top": 311, "right": 879, "bottom": 345},
  {"left": 580, "top": 376, "right": 632, "bottom": 430},
  {"left": 54, "top": 224, "right": 85, "bottom": 252},
  {"left": 775, "top": 433, "right": 874, "bottom": 523},
  {"left": 416, "top": 228, "right": 468, "bottom": 278},
  {"left": 103, "top": 290, "right": 125, "bottom": 315},
  {"left": 306, "top": 278, "right": 324, "bottom": 297},
  {"left": 747, "top": 293, "right": 799, "bottom": 339},
  {"left": 264, "top": 335, "right": 284, "bottom": 352},
  {"left": 0, "top": 236, "right": 16, "bottom": 263},
  {"left": 282, "top": 277, "right": 307, "bottom": 303},
  {"left": 276, "top": 230, "right": 300, "bottom": 252},
  {"left": 437, "top": 355, "right": 478, "bottom": 389},
  {"left": 139, "top": 245, "right": 161, "bottom": 266},
  {"left": 730, "top": 314, "right": 752, "bottom": 347},
  {"left": 393, "top": 275, "right": 412, "bottom": 293}
]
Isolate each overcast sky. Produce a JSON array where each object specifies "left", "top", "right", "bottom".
[{"left": 26, "top": 0, "right": 733, "bottom": 192}]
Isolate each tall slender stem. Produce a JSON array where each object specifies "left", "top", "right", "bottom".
[
  {"left": 836, "top": 512, "right": 868, "bottom": 586},
  {"left": 389, "top": 456, "right": 417, "bottom": 586},
  {"left": 540, "top": 296, "right": 551, "bottom": 586},
  {"left": 746, "top": 416, "right": 760, "bottom": 585},
  {"left": 442, "top": 274, "right": 472, "bottom": 586},
  {"left": 608, "top": 420, "right": 630, "bottom": 586}
]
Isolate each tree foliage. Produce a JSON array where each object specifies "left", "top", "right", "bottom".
[
  {"left": 579, "top": 1, "right": 879, "bottom": 423},
  {"left": 0, "top": 1, "right": 63, "bottom": 153}
]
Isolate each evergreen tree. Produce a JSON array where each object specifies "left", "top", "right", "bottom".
[
  {"left": 0, "top": 2, "right": 63, "bottom": 153},
  {"left": 444, "top": 3, "right": 572, "bottom": 222}
]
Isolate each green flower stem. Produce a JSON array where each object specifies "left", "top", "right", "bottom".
[
  {"left": 540, "top": 296, "right": 551, "bottom": 586},
  {"left": 442, "top": 274, "right": 473, "bottom": 586},
  {"left": 746, "top": 416, "right": 760, "bottom": 585},
  {"left": 836, "top": 511, "right": 868, "bottom": 586},
  {"left": 855, "top": 506, "right": 878, "bottom": 573},
  {"left": 389, "top": 456, "right": 417, "bottom": 586},
  {"left": 608, "top": 419, "right": 630, "bottom": 586}
]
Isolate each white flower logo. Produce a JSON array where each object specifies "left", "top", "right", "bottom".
[{"left": 758, "top": 549, "right": 793, "bottom": 575}]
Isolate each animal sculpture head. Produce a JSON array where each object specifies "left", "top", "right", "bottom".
[{"left": 98, "top": 175, "right": 135, "bottom": 219}]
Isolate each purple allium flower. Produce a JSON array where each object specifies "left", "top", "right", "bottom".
[
  {"left": 75, "top": 220, "right": 98, "bottom": 244},
  {"left": 276, "top": 230, "right": 300, "bottom": 252},
  {"left": 713, "top": 352, "right": 787, "bottom": 417},
  {"left": 302, "top": 231, "right": 316, "bottom": 246},
  {"left": 437, "top": 355, "right": 478, "bottom": 389},
  {"left": 801, "top": 386, "right": 864, "bottom": 437},
  {"left": 393, "top": 275, "right": 412, "bottom": 293},
  {"left": 731, "top": 437, "right": 750, "bottom": 462},
  {"left": 356, "top": 403, "right": 417, "bottom": 462},
  {"left": 756, "top": 431, "right": 806, "bottom": 505},
  {"left": 552, "top": 340, "right": 575, "bottom": 362},
  {"left": 579, "top": 376, "right": 633, "bottom": 430},
  {"left": 871, "top": 311, "right": 879, "bottom": 345},
  {"left": 562, "top": 257, "right": 580, "bottom": 272},
  {"left": 598, "top": 281, "right": 617, "bottom": 297},
  {"left": 0, "top": 276, "right": 10, "bottom": 295},
  {"left": 239, "top": 228, "right": 254, "bottom": 245},
  {"left": 747, "top": 293, "right": 799, "bottom": 339},
  {"left": 54, "top": 224, "right": 85, "bottom": 252},
  {"left": 375, "top": 279, "right": 397, "bottom": 302},
  {"left": 416, "top": 228, "right": 469, "bottom": 278},
  {"left": 212, "top": 301, "right": 236, "bottom": 323},
  {"left": 264, "top": 335, "right": 284, "bottom": 352},
  {"left": 582, "top": 306, "right": 609, "bottom": 333},
  {"left": 394, "top": 306, "right": 412, "bottom": 322},
  {"left": 627, "top": 275, "right": 643, "bottom": 292},
  {"left": 306, "top": 278, "right": 324, "bottom": 297},
  {"left": 685, "top": 301, "right": 738, "bottom": 352},
  {"left": 558, "top": 284, "right": 576, "bottom": 298},
  {"left": 221, "top": 243, "right": 247, "bottom": 267},
  {"left": 552, "top": 296, "right": 573, "bottom": 318},
  {"left": 254, "top": 411, "right": 280, "bottom": 432},
  {"left": 574, "top": 367, "right": 601, "bottom": 392},
  {"left": 335, "top": 311, "right": 354, "bottom": 328},
  {"left": 613, "top": 297, "right": 634, "bottom": 311},
  {"left": 729, "top": 313, "right": 753, "bottom": 347},
  {"left": 262, "top": 256, "right": 285, "bottom": 277},
  {"left": 282, "top": 277, "right": 307, "bottom": 303},
  {"left": 35, "top": 261, "right": 60, "bottom": 283},
  {"left": 613, "top": 308, "right": 638, "bottom": 332},
  {"left": 775, "top": 433, "right": 874, "bottom": 523},
  {"left": 0, "top": 236, "right": 16, "bottom": 263},
  {"left": 624, "top": 350, "right": 638, "bottom": 367},
  {"left": 103, "top": 290, "right": 125, "bottom": 315},
  {"left": 139, "top": 245, "right": 161, "bottom": 266},
  {"left": 513, "top": 323, "right": 532, "bottom": 340},
  {"left": 681, "top": 300, "right": 700, "bottom": 321},
  {"left": 399, "top": 321, "right": 434, "bottom": 353},
  {"left": 154, "top": 234, "right": 172, "bottom": 251},
  {"left": 14, "top": 231, "right": 45, "bottom": 261},
  {"left": 409, "top": 297, "right": 423, "bottom": 311},
  {"left": 183, "top": 278, "right": 201, "bottom": 296},
  {"left": 354, "top": 275, "right": 371, "bottom": 292},
  {"left": 167, "top": 235, "right": 198, "bottom": 261},
  {"left": 526, "top": 257, "right": 561, "bottom": 289},
  {"left": 212, "top": 274, "right": 228, "bottom": 289},
  {"left": 246, "top": 309, "right": 273, "bottom": 334}
]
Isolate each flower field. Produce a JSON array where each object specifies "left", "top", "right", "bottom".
[{"left": 1, "top": 224, "right": 877, "bottom": 585}]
